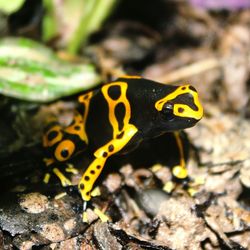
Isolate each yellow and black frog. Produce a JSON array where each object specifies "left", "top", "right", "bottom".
[{"left": 43, "top": 75, "right": 203, "bottom": 220}]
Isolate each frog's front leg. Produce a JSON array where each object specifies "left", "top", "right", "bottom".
[
  {"left": 161, "top": 132, "right": 191, "bottom": 193},
  {"left": 172, "top": 131, "right": 188, "bottom": 180},
  {"left": 78, "top": 124, "right": 138, "bottom": 216},
  {"left": 43, "top": 158, "right": 73, "bottom": 187}
]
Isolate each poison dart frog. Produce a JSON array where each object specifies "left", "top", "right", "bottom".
[{"left": 43, "top": 75, "right": 203, "bottom": 219}]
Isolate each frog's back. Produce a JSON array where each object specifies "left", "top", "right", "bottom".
[{"left": 83, "top": 76, "right": 178, "bottom": 151}]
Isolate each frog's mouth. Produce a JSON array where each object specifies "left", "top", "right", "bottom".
[{"left": 167, "top": 116, "right": 200, "bottom": 131}]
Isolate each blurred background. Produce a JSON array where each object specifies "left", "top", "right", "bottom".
[{"left": 0, "top": 1, "right": 250, "bottom": 249}]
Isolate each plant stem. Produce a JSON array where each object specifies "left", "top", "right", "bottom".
[{"left": 67, "top": 0, "right": 117, "bottom": 55}]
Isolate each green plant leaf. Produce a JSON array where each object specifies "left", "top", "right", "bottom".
[
  {"left": 0, "top": 37, "right": 100, "bottom": 102},
  {"left": 42, "top": 0, "right": 117, "bottom": 54},
  {"left": 68, "top": 0, "right": 117, "bottom": 54},
  {"left": 0, "top": 0, "right": 25, "bottom": 14}
]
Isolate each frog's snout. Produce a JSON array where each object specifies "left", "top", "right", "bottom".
[{"left": 171, "top": 85, "right": 203, "bottom": 121}]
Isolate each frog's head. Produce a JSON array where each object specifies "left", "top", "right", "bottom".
[{"left": 155, "top": 84, "right": 203, "bottom": 131}]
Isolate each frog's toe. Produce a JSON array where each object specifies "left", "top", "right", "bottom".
[
  {"left": 187, "top": 176, "right": 205, "bottom": 196},
  {"left": 53, "top": 168, "right": 72, "bottom": 186},
  {"left": 65, "top": 163, "right": 79, "bottom": 175},
  {"left": 93, "top": 207, "right": 110, "bottom": 222},
  {"left": 172, "top": 165, "right": 188, "bottom": 179},
  {"left": 163, "top": 180, "right": 176, "bottom": 193},
  {"left": 82, "top": 201, "right": 110, "bottom": 223},
  {"left": 43, "top": 172, "right": 51, "bottom": 184}
]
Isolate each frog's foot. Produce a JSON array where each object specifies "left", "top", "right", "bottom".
[
  {"left": 80, "top": 184, "right": 109, "bottom": 223},
  {"left": 157, "top": 164, "right": 188, "bottom": 193},
  {"left": 43, "top": 161, "right": 78, "bottom": 186},
  {"left": 43, "top": 167, "right": 72, "bottom": 186},
  {"left": 82, "top": 200, "right": 110, "bottom": 223},
  {"left": 171, "top": 165, "right": 205, "bottom": 196},
  {"left": 187, "top": 176, "right": 205, "bottom": 196}
]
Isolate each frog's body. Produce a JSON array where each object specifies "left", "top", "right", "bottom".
[{"left": 43, "top": 76, "right": 203, "bottom": 205}]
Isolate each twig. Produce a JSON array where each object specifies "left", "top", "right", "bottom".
[
  {"left": 156, "top": 57, "right": 221, "bottom": 84},
  {"left": 200, "top": 158, "right": 249, "bottom": 168}
]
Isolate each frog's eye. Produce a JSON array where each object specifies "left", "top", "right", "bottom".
[{"left": 160, "top": 102, "right": 174, "bottom": 120}]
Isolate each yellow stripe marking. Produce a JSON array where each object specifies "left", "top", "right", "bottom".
[
  {"left": 43, "top": 125, "right": 63, "bottom": 148},
  {"left": 155, "top": 85, "right": 203, "bottom": 120},
  {"left": 77, "top": 91, "right": 93, "bottom": 144},
  {"left": 119, "top": 75, "right": 142, "bottom": 79},
  {"left": 102, "top": 82, "right": 131, "bottom": 138},
  {"left": 64, "top": 112, "right": 86, "bottom": 142}
]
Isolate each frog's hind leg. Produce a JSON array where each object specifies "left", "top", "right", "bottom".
[
  {"left": 43, "top": 117, "right": 66, "bottom": 185},
  {"left": 43, "top": 111, "right": 88, "bottom": 186}
]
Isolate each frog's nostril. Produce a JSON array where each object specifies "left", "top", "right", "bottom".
[{"left": 178, "top": 107, "right": 184, "bottom": 113}]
